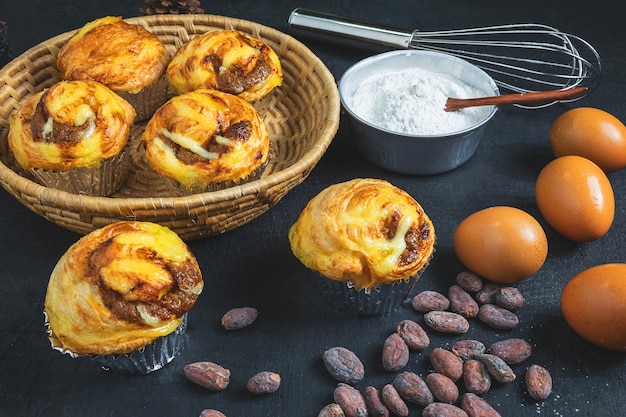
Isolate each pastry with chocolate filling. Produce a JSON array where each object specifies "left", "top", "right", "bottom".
[
  {"left": 289, "top": 178, "right": 436, "bottom": 315},
  {"left": 44, "top": 221, "right": 204, "bottom": 373},
  {"left": 166, "top": 29, "right": 282, "bottom": 103},
  {"left": 7, "top": 80, "right": 135, "bottom": 196},
  {"left": 57, "top": 16, "right": 170, "bottom": 120},
  {"left": 141, "top": 89, "right": 270, "bottom": 194}
]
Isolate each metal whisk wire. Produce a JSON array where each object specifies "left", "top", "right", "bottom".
[
  {"left": 288, "top": 9, "right": 603, "bottom": 108},
  {"left": 408, "top": 24, "right": 602, "bottom": 107}
]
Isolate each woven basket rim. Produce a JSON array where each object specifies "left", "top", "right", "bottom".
[{"left": 0, "top": 14, "right": 340, "bottom": 214}]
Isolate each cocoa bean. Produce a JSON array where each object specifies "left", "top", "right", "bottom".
[
  {"left": 448, "top": 285, "right": 479, "bottom": 318},
  {"left": 451, "top": 339, "right": 486, "bottom": 361},
  {"left": 199, "top": 410, "right": 227, "bottom": 417},
  {"left": 382, "top": 333, "right": 409, "bottom": 372},
  {"left": 422, "top": 402, "right": 469, "bottom": 417},
  {"left": 184, "top": 362, "right": 231, "bottom": 391},
  {"left": 425, "top": 373, "right": 459, "bottom": 404},
  {"left": 430, "top": 347, "right": 464, "bottom": 381},
  {"left": 364, "top": 386, "right": 390, "bottom": 417},
  {"left": 323, "top": 347, "right": 365, "bottom": 384},
  {"left": 461, "top": 393, "right": 502, "bottom": 417},
  {"left": 318, "top": 403, "right": 346, "bottom": 417},
  {"left": 393, "top": 371, "right": 434, "bottom": 407},
  {"left": 221, "top": 307, "right": 258, "bottom": 330},
  {"left": 424, "top": 311, "right": 470, "bottom": 334},
  {"left": 474, "top": 353, "right": 516, "bottom": 383},
  {"left": 474, "top": 284, "right": 503, "bottom": 305},
  {"left": 495, "top": 287, "right": 525, "bottom": 310},
  {"left": 478, "top": 304, "right": 519, "bottom": 330},
  {"left": 412, "top": 290, "right": 450, "bottom": 312},
  {"left": 462, "top": 360, "right": 491, "bottom": 395},
  {"left": 334, "top": 383, "right": 368, "bottom": 417},
  {"left": 525, "top": 364, "right": 552, "bottom": 401},
  {"left": 318, "top": 404, "right": 345, "bottom": 417},
  {"left": 381, "top": 384, "right": 409, "bottom": 417},
  {"left": 456, "top": 271, "right": 484, "bottom": 293},
  {"left": 246, "top": 371, "right": 281, "bottom": 394},
  {"left": 396, "top": 319, "right": 430, "bottom": 351},
  {"left": 489, "top": 338, "right": 532, "bottom": 364}
]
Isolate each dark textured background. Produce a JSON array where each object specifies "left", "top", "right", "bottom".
[{"left": 1, "top": 1, "right": 626, "bottom": 416}]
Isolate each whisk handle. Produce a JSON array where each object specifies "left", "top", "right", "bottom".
[{"left": 288, "top": 8, "right": 413, "bottom": 49}]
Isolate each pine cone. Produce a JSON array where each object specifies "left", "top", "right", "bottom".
[
  {"left": 0, "top": 20, "right": 10, "bottom": 68},
  {"left": 140, "top": 0, "right": 205, "bottom": 15}
]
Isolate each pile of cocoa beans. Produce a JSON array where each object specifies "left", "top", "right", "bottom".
[{"left": 318, "top": 271, "right": 553, "bottom": 417}]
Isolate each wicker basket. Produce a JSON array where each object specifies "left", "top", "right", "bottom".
[{"left": 0, "top": 14, "right": 340, "bottom": 240}]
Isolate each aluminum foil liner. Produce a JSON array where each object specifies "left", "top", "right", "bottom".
[
  {"left": 46, "top": 313, "right": 188, "bottom": 375},
  {"left": 92, "top": 314, "right": 188, "bottom": 374},
  {"left": 314, "top": 275, "right": 420, "bottom": 316}
]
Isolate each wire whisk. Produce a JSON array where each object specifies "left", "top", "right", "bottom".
[
  {"left": 408, "top": 24, "right": 601, "bottom": 106},
  {"left": 289, "top": 9, "right": 602, "bottom": 108}
]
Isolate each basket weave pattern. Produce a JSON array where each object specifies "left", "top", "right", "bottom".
[{"left": 0, "top": 15, "right": 340, "bottom": 240}]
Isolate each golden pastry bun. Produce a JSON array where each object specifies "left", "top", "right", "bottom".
[
  {"left": 45, "top": 221, "right": 204, "bottom": 356},
  {"left": 289, "top": 178, "right": 436, "bottom": 290},
  {"left": 57, "top": 16, "right": 169, "bottom": 94},
  {"left": 166, "top": 29, "right": 282, "bottom": 102},
  {"left": 8, "top": 80, "right": 135, "bottom": 170},
  {"left": 141, "top": 89, "right": 270, "bottom": 189}
]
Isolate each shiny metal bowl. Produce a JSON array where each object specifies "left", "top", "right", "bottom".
[{"left": 339, "top": 50, "right": 498, "bottom": 175}]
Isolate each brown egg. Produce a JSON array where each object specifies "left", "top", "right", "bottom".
[
  {"left": 550, "top": 107, "right": 626, "bottom": 173},
  {"left": 535, "top": 155, "right": 614, "bottom": 242},
  {"left": 561, "top": 263, "right": 626, "bottom": 352},
  {"left": 453, "top": 206, "right": 548, "bottom": 284}
]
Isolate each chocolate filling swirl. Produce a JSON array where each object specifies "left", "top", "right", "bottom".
[
  {"left": 205, "top": 43, "right": 273, "bottom": 95},
  {"left": 169, "top": 119, "right": 253, "bottom": 164},
  {"left": 383, "top": 208, "right": 433, "bottom": 267},
  {"left": 88, "top": 231, "right": 202, "bottom": 325},
  {"left": 29, "top": 89, "right": 93, "bottom": 145}
]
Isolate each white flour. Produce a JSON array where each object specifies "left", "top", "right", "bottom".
[{"left": 348, "top": 68, "right": 491, "bottom": 135}]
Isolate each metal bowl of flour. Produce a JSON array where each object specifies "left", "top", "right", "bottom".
[{"left": 339, "top": 50, "right": 499, "bottom": 175}]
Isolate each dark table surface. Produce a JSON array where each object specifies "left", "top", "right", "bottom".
[{"left": 2, "top": 1, "right": 626, "bottom": 416}]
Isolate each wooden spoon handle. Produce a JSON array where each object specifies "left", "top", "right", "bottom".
[{"left": 445, "top": 86, "right": 588, "bottom": 112}]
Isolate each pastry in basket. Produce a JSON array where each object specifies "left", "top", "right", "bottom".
[
  {"left": 7, "top": 79, "right": 135, "bottom": 196},
  {"left": 56, "top": 16, "right": 170, "bottom": 120},
  {"left": 141, "top": 89, "right": 270, "bottom": 194},
  {"left": 44, "top": 221, "right": 204, "bottom": 374},
  {"left": 288, "top": 178, "right": 436, "bottom": 315},
  {"left": 166, "top": 29, "right": 283, "bottom": 103}
]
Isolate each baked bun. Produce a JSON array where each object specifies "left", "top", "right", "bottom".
[
  {"left": 57, "top": 16, "right": 169, "bottom": 95},
  {"left": 289, "top": 178, "right": 436, "bottom": 290},
  {"left": 166, "top": 30, "right": 282, "bottom": 102},
  {"left": 45, "top": 221, "right": 204, "bottom": 356},
  {"left": 8, "top": 80, "right": 135, "bottom": 171},
  {"left": 141, "top": 89, "right": 270, "bottom": 190}
]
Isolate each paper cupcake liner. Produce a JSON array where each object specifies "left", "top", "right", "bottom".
[
  {"left": 314, "top": 274, "right": 422, "bottom": 316},
  {"left": 46, "top": 313, "right": 188, "bottom": 375},
  {"left": 159, "top": 177, "right": 234, "bottom": 196},
  {"left": 118, "top": 76, "right": 170, "bottom": 122},
  {"left": 29, "top": 147, "right": 131, "bottom": 196}
]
